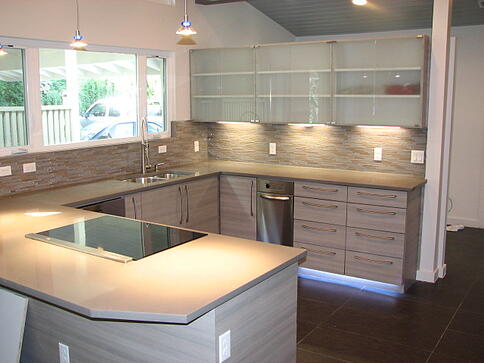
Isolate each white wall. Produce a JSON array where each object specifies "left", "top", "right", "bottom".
[
  {"left": 446, "top": 25, "right": 484, "bottom": 229},
  {"left": 0, "top": 0, "right": 294, "bottom": 120}
]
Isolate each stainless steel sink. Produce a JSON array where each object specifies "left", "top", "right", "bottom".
[{"left": 120, "top": 170, "right": 196, "bottom": 184}]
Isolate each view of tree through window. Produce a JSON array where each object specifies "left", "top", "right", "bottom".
[
  {"left": 39, "top": 49, "right": 137, "bottom": 145},
  {"left": 0, "top": 48, "right": 28, "bottom": 148}
]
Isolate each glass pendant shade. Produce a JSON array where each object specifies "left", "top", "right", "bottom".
[
  {"left": 70, "top": 29, "right": 87, "bottom": 50},
  {"left": 0, "top": 45, "right": 7, "bottom": 56},
  {"left": 176, "top": 0, "right": 196, "bottom": 36}
]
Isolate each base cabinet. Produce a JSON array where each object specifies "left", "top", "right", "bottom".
[{"left": 220, "top": 175, "right": 256, "bottom": 240}]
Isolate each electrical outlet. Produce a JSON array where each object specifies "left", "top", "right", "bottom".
[
  {"left": 411, "top": 150, "right": 425, "bottom": 164},
  {"left": 194, "top": 140, "right": 200, "bottom": 152},
  {"left": 59, "top": 342, "right": 70, "bottom": 363},
  {"left": 219, "top": 330, "right": 231, "bottom": 363},
  {"left": 158, "top": 145, "right": 167, "bottom": 154},
  {"left": 373, "top": 147, "right": 383, "bottom": 162},
  {"left": 269, "top": 143, "right": 277, "bottom": 155},
  {"left": 0, "top": 165, "right": 12, "bottom": 177},
  {"left": 23, "top": 162, "right": 36, "bottom": 173}
]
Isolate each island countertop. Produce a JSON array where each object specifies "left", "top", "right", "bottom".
[{"left": 0, "top": 160, "right": 424, "bottom": 324}]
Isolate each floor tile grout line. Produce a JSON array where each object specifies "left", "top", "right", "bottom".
[{"left": 423, "top": 275, "right": 480, "bottom": 363}]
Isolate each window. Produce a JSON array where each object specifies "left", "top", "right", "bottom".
[
  {"left": 146, "top": 57, "right": 167, "bottom": 133},
  {"left": 0, "top": 48, "right": 28, "bottom": 148},
  {"left": 39, "top": 49, "right": 137, "bottom": 145}
]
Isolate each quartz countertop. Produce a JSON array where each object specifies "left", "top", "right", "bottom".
[{"left": 0, "top": 160, "right": 424, "bottom": 324}]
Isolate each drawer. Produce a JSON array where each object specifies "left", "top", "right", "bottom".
[
  {"left": 295, "top": 182, "right": 347, "bottom": 202},
  {"left": 347, "top": 203, "right": 405, "bottom": 233},
  {"left": 348, "top": 187, "right": 407, "bottom": 208},
  {"left": 294, "top": 197, "right": 347, "bottom": 225},
  {"left": 345, "top": 251, "right": 403, "bottom": 285},
  {"left": 294, "top": 220, "right": 346, "bottom": 249},
  {"left": 295, "top": 242, "right": 345, "bottom": 274},
  {"left": 346, "top": 227, "right": 404, "bottom": 258}
]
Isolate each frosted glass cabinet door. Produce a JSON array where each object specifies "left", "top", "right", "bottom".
[
  {"left": 256, "top": 42, "right": 331, "bottom": 124},
  {"left": 333, "top": 36, "right": 427, "bottom": 127},
  {"left": 191, "top": 47, "right": 255, "bottom": 122}
]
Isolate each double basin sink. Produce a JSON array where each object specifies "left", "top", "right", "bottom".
[{"left": 121, "top": 170, "right": 196, "bottom": 184}]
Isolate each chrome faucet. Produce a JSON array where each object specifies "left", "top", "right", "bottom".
[{"left": 141, "top": 118, "right": 152, "bottom": 174}]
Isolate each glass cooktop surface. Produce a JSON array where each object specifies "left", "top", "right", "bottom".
[{"left": 26, "top": 216, "right": 207, "bottom": 263}]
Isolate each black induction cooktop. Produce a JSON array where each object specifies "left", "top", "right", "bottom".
[{"left": 26, "top": 216, "right": 207, "bottom": 263}]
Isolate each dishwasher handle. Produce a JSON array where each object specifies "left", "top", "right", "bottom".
[{"left": 259, "top": 193, "right": 291, "bottom": 201}]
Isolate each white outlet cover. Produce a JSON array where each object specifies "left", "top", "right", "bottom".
[
  {"left": 269, "top": 143, "right": 277, "bottom": 155},
  {"left": 158, "top": 145, "right": 167, "bottom": 154},
  {"left": 23, "top": 162, "right": 36, "bottom": 173},
  {"left": 411, "top": 150, "right": 425, "bottom": 164},
  {"left": 0, "top": 165, "right": 12, "bottom": 177},
  {"left": 219, "top": 330, "right": 231, "bottom": 363},
  {"left": 373, "top": 147, "right": 383, "bottom": 162},
  {"left": 194, "top": 140, "right": 200, "bottom": 152},
  {"left": 59, "top": 342, "right": 70, "bottom": 363}
]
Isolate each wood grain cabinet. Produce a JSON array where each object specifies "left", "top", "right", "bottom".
[
  {"left": 220, "top": 175, "right": 256, "bottom": 240},
  {"left": 124, "top": 193, "right": 141, "bottom": 220},
  {"left": 294, "top": 181, "right": 422, "bottom": 291},
  {"left": 140, "top": 176, "right": 219, "bottom": 233}
]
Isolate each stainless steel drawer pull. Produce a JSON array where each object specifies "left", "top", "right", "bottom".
[
  {"left": 260, "top": 194, "right": 291, "bottom": 201},
  {"left": 302, "top": 224, "right": 337, "bottom": 233},
  {"left": 355, "top": 231, "right": 395, "bottom": 241},
  {"left": 354, "top": 255, "right": 393, "bottom": 265},
  {"left": 357, "top": 191, "right": 397, "bottom": 198},
  {"left": 303, "top": 185, "right": 339, "bottom": 193},
  {"left": 356, "top": 208, "right": 397, "bottom": 216},
  {"left": 302, "top": 201, "right": 338, "bottom": 209},
  {"left": 301, "top": 247, "right": 337, "bottom": 256}
]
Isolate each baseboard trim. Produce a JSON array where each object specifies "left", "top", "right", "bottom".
[
  {"left": 416, "top": 267, "right": 439, "bottom": 282},
  {"left": 438, "top": 264, "right": 447, "bottom": 278},
  {"left": 447, "top": 216, "right": 483, "bottom": 228}
]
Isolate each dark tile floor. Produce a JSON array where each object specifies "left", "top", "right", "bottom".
[{"left": 296, "top": 227, "right": 484, "bottom": 363}]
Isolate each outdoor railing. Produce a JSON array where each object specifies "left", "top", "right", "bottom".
[{"left": 0, "top": 105, "right": 74, "bottom": 148}]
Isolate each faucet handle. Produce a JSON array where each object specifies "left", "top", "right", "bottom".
[{"left": 155, "top": 163, "right": 165, "bottom": 171}]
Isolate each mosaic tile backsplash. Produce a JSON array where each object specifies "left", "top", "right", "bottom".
[
  {"left": 0, "top": 122, "right": 208, "bottom": 197},
  {"left": 0, "top": 121, "right": 426, "bottom": 198},
  {"left": 207, "top": 123, "right": 427, "bottom": 176}
]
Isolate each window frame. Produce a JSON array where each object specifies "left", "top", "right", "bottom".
[{"left": 0, "top": 36, "right": 174, "bottom": 155}]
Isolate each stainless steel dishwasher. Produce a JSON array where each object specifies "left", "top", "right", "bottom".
[{"left": 256, "top": 179, "right": 294, "bottom": 246}]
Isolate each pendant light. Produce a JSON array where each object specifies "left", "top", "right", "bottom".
[
  {"left": 0, "top": 44, "right": 13, "bottom": 56},
  {"left": 176, "top": 0, "right": 197, "bottom": 36},
  {"left": 70, "top": 0, "right": 88, "bottom": 50}
]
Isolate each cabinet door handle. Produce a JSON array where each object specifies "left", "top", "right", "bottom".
[
  {"left": 354, "top": 255, "right": 393, "bottom": 265},
  {"left": 303, "top": 185, "right": 339, "bottom": 193},
  {"left": 357, "top": 191, "right": 397, "bottom": 199},
  {"left": 302, "top": 224, "right": 337, "bottom": 233},
  {"left": 302, "top": 201, "right": 338, "bottom": 209},
  {"left": 300, "top": 246, "right": 337, "bottom": 256},
  {"left": 260, "top": 194, "right": 291, "bottom": 201},
  {"left": 178, "top": 185, "right": 183, "bottom": 225},
  {"left": 355, "top": 231, "right": 395, "bottom": 241},
  {"left": 250, "top": 180, "right": 254, "bottom": 217},
  {"left": 132, "top": 196, "right": 137, "bottom": 220},
  {"left": 185, "top": 185, "right": 189, "bottom": 224},
  {"left": 356, "top": 208, "right": 397, "bottom": 216}
]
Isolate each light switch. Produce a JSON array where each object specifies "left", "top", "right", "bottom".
[
  {"left": 194, "top": 140, "right": 200, "bottom": 152},
  {"left": 269, "top": 143, "right": 277, "bottom": 155},
  {"left": 373, "top": 147, "right": 383, "bottom": 161},
  {"left": 23, "top": 162, "right": 36, "bottom": 173},
  {"left": 0, "top": 165, "right": 12, "bottom": 177},
  {"left": 411, "top": 150, "right": 425, "bottom": 164},
  {"left": 158, "top": 145, "right": 167, "bottom": 154}
]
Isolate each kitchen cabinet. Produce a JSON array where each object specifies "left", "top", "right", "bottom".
[
  {"left": 220, "top": 175, "right": 256, "bottom": 240},
  {"left": 190, "top": 47, "right": 256, "bottom": 122},
  {"left": 124, "top": 193, "right": 141, "bottom": 220},
  {"left": 190, "top": 35, "right": 428, "bottom": 128},
  {"left": 140, "top": 177, "right": 219, "bottom": 233}
]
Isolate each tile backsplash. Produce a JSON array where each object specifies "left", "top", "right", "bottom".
[
  {"left": 208, "top": 123, "right": 426, "bottom": 176},
  {"left": 0, "top": 121, "right": 426, "bottom": 198},
  {"left": 0, "top": 122, "right": 208, "bottom": 197}
]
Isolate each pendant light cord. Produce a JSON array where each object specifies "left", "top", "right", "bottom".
[
  {"left": 184, "top": 0, "right": 188, "bottom": 19},
  {"left": 75, "top": 0, "right": 80, "bottom": 30}
]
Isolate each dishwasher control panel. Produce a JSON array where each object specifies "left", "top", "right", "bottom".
[{"left": 257, "top": 179, "right": 294, "bottom": 194}]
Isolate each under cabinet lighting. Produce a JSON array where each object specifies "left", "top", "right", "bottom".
[
  {"left": 288, "top": 123, "right": 328, "bottom": 127},
  {"left": 356, "top": 125, "right": 401, "bottom": 129},
  {"left": 216, "top": 121, "right": 253, "bottom": 125},
  {"left": 352, "top": 0, "right": 368, "bottom": 5}
]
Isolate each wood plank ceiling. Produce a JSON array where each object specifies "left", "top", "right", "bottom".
[{"left": 195, "top": 0, "right": 484, "bottom": 36}]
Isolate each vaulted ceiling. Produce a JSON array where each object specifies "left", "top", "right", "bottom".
[{"left": 196, "top": 0, "right": 484, "bottom": 36}]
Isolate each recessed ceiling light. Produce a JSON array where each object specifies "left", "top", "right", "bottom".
[{"left": 352, "top": 0, "right": 368, "bottom": 5}]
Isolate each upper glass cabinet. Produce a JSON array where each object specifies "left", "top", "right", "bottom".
[
  {"left": 333, "top": 37, "right": 427, "bottom": 127},
  {"left": 190, "top": 47, "right": 255, "bottom": 122},
  {"left": 255, "top": 42, "right": 331, "bottom": 124},
  {"left": 190, "top": 35, "right": 428, "bottom": 128}
]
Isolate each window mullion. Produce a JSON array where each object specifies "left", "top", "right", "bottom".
[
  {"left": 23, "top": 48, "right": 43, "bottom": 149},
  {"left": 137, "top": 55, "right": 147, "bottom": 139}
]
